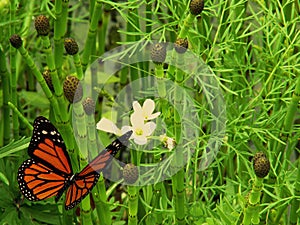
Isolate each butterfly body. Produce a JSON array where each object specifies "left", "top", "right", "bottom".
[{"left": 17, "top": 116, "right": 132, "bottom": 210}]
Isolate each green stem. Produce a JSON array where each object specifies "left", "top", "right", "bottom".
[
  {"left": 8, "top": 102, "right": 33, "bottom": 131},
  {"left": 54, "top": 0, "right": 69, "bottom": 78},
  {"left": 290, "top": 160, "right": 300, "bottom": 224},
  {"left": 10, "top": 0, "right": 19, "bottom": 140},
  {"left": 72, "top": 53, "right": 83, "bottom": 80},
  {"left": 128, "top": 185, "right": 138, "bottom": 225},
  {"left": 167, "top": 13, "right": 195, "bottom": 78},
  {"left": 242, "top": 178, "right": 263, "bottom": 225},
  {"left": 81, "top": 0, "right": 102, "bottom": 72},
  {"left": 86, "top": 112, "right": 112, "bottom": 224},
  {"left": 40, "top": 35, "right": 68, "bottom": 121},
  {"left": 15, "top": 45, "right": 61, "bottom": 121},
  {"left": 0, "top": 48, "right": 11, "bottom": 145},
  {"left": 94, "top": 176, "right": 112, "bottom": 225}
]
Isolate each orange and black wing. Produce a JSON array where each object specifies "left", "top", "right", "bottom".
[
  {"left": 17, "top": 159, "right": 71, "bottom": 202},
  {"left": 28, "top": 116, "right": 73, "bottom": 176},
  {"left": 63, "top": 130, "right": 133, "bottom": 209},
  {"left": 81, "top": 130, "right": 133, "bottom": 174},
  {"left": 64, "top": 172, "right": 100, "bottom": 210}
]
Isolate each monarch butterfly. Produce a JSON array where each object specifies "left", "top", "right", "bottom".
[{"left": 17, "top": 116, "right": 132, "bottom": 210}]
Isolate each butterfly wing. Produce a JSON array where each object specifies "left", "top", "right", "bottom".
[
  {"left": 17, "top": 159, "right": 71, "bottom": 202},
  {"left": 28, "top": 116, "right": 73, "bottom": 176},
  {"left": 18, "top": 116, "right": 73, "bottom": 204},
  {"left": 64, "top": 172, "right": 100, "bottom": 210},
  {"left": 64, "top": 130, "right": 133, "bottom": 210}
]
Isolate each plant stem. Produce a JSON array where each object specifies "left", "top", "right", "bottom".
[
  {"left": 0, "top": 48, "right": 11, "bottom": 145},
  {"left": 54, "top": 0, "right": 69, "bottom": 78},
  {"left": 15, "top": 44, "right": 61, "bottom": 121},
  {"left": 72, "top": 53, "right": 83, "bottom": 80},
  {"left": 128, "top": 185, "right": 138, "bottom": 225},
  {"left": 94, "top": 176, "right": 112, "bottom": 225},
  {"left": 10, "top": 0, "right": 19, "bottom": 139},
  {"left": 40, "top": 35, "right": 68, "bottom": 120},
  {"left": 290, "top": 160, "right": 300, "bottom": 224},
  {"left": 243, "top": 178, "right": 263, "bottom": 225},
  {"left": 81, "top": 0, "right": 102, "bottom": 72},
  {"left": 8, "top": 102, "right": 33, "bottom": 131},
  {"left": 85, "top": 112, "right": 112, "bottom": 224}
]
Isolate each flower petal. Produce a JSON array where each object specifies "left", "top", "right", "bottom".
[
  {"left": 121, "top": 126, "right": 133, "bottom": 136},
  {"left": 147, "top": 112, "right": 161, "bottom": 120},
  {"left": 130, "top": 112, "right": 144, "bottom": 128},
  {"left": 143, "top": 99, "right": 155, "bottom": 116},
  {"left": 133, "top": 135, "right": 147, "bottom": 145},
  {"left": 143, "top": 122, "right": 156, "bottom": 136},
  {"left": 132, "top": 101, "right": 142, "bottom": 113},
  {"left": 96, "top": 118, "right": 121, "bottom": 135}
]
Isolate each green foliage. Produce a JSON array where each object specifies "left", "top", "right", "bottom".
[{"left": 0, "top": 0, "right": 299, "bottom": 224}]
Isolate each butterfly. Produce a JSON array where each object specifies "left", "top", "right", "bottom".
[{"left": 17, "top": 116, "right": 132, "bottom": 210}]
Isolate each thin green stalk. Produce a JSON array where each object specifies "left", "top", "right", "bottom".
[
  {"left": 290, "top": 160, "right": 300, "bottom": 224},
  {"left": 242, "top": 178, "right": 263, "bottom": 225},
  {"left": 40, "top": 35, "right": 68, "bottom": 120},
  {"left": 172, "top": 52, "right": 186, "bottom": 224},
  {"left": 167, "top": 13, "right": 195, "bottom": 78},
  {"left": 0, "top": 48, "right": 11, "bottom": 145},
  {"left": 72, "top": 53, "right": 83, "bottom": 80},
  {"left": 8, "top": 102, "right": 33, "bottom": 131},
  {"left": 15, "top": 45, "right": 61, "bottom": 120},
  {"left": 73, "top": 102, "right": 88, "bottom": 159},
  {"left": 54, "top": 0, "right": 69, "bottom": 78},
  {"left": 81, "top": 0, "right": 102, "bottom": 72},
  {"left": 126, "top": 3, "right": 141, "bottom": 94},
  {"left": 10, "top": 0, "right": 19, "bottom": 139},
  {"left": 94, "top": 175, "right": 112, "bottom": 225},
  {"left": 86, "top": 110, "right": 111, "bottom": 224},
  {"left": 128, "top": 185, "right": 138, "bottom": 225}
]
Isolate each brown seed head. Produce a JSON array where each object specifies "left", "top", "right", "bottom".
[
  {"left": 189, "top": 0, "right": 204, "bottom": 16},
  {"left": 64, "top": 38, "right": 79, "bottom": 55},
  {"left": 123, "top": 163, "right": 138, "bottom": 184},
  {"left": 174, "top": 38, "right": 188, "bottom": 54},
  {"left": 151, "top": 43, "right": 167, "bottom": 64},
  {"left": 34, "top": 15, "right": 50, "bottom": 36},
  {"left": 63, "top": 75, "right": 83, "bottom": 103},
  {"left": 82, "top": 98, "right": 95, "bottom": 115},
  {"left": 253, "top": 152, "right": 270, "bottom": 178},
  {"left": 9, "top": 34, "right": 23, "bottom": 49},
  {"left": 42, "top": 69, "right": 54, "bottom": 92}
]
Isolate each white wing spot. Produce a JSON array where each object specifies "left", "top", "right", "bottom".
[{"left": 42, "top": 130, "right": 48, "bottom": 135}]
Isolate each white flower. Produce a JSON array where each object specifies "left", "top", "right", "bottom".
[
  {"left": 132, "top": 99, "right": 160, "bottom": 121},
  {"left": 96, "top": 114, "right": 156, "bottom": 145},
  {"left": 96, "top": 118, "right": 123, "bottom": 136},
  {"left": 122, "top": 112, "right": 156, "bottom": 145},
  {"left": 160, "top": 134, "right": 176, "bottom": 150}
]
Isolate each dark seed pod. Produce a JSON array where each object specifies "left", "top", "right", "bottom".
[
  {"left": 189, "top": 0, "right": 204, "bottom": 16},
  {"left": 9, "top": 34, "right": 23, "bottom": 49},
  {"left": 253, "top": 152, "right": 270, "bottom": 178},
  {"left": 151, "top": 43, "right": 167, "bottom": 65},
  {"left": 174, "top": 38, "right": 188, "bottom": 54},
  {"left": 64, "top": 38, "right": 79, "bottom": 55},
  {"left": 63, "top": 75, "right": 83, "bottom": 103},
  {"left": 42, "top": 69, "right": 54, "bottom": 91},
  {"left": 123, "top": 163, "right": 138, "bottom": 184},
  {"left": 34, "top": 15, "right": 50, "bottom": 36},
  {"left": 82, "top": 98, "right": 95, "bottom": 115}
]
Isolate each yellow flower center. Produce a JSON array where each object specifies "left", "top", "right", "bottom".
[{"left": 135, "top": 128, "right": 143, "bottom": 136}]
